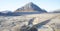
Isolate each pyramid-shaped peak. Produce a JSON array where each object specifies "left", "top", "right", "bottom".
[
  {"left": 23, "top": 2, "right": 35, "bottom": 8},
  {"left": 15, "top": 2, "right": 47, "bottom": 12},
  {"left": 25, "top": 2, "right": 36, "bottom": 7}
]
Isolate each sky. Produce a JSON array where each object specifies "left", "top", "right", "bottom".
[{"left": 0, "top": 0, "right": 60, "bottom": 12}]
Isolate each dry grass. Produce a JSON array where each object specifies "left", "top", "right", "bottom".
[
  {"left": 0, "top": 13, "right": 60, "bottom": 31},
  {"left": 55, "top": 29, "right": 60, "bottom": 31}
]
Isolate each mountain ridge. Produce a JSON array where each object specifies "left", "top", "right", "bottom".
[{"left": 0, "top": 2, "right": 47, "bottom": 16}]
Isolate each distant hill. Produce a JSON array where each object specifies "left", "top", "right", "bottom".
[
  {"left": 0, "top": 11, "right": 14, "bottom": 16},
  {"left": 53, "top": 9, "right": 60, "bottom": 13}
]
